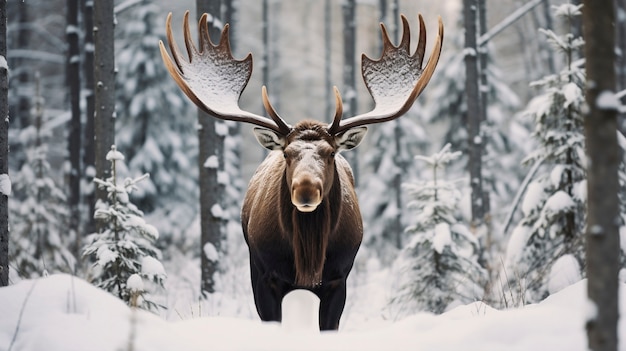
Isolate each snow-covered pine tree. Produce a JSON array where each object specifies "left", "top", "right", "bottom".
[
  {"left": 83, "top": 146, "right": 166, "bottom": 311},
  {"left": 359, "top": 113, "right": 428, "bottom": 262},
  {"left": 389, "top": 144, "right": 487, "bottom": 316},
  {"left": 503, "top": 4, "right": 587, "bottom": 304},
  {"left": 115, "top": 0, "right": 198, "bottom": 249},
  {"left": 422, "top": 11, "right": 524, "bottom": 225},
  {"left": 9, "top": 74, "right": 75, "bottom": 278}
]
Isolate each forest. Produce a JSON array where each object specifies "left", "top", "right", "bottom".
[{"left": 0, "top": 0, "right": 625, "bottom": 350}]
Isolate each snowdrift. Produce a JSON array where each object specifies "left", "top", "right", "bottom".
[{"left": 0, "top": 274, "right": 624, "bottom": 351}]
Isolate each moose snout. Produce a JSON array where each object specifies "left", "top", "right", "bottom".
[{"left": 291, "top": 177, "right": 323, "bottom": 212}]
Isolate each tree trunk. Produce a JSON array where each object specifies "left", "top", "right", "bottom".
[
  {"left": 583, "top": 2, "right": 620, "bottom": 351},
  {"left": 66, "top": 0, "right": 81, "bottom": 255},
  {"left": 93, "top": 0, "right": 116, "bottom": 233},
  {"left": 0, "top": 0, "right": 9, "bottom": 287},
  {"left": 12, "top": 3, "right": 30, "bottom": 132},
  {"left": 82, "top": 0, "right": 96, "bottom": 235},
  {"left": 342, "top": 0, "right": 359, "bottom": 182},
  {"left": 324, "top": 0, "right": 332, "bottom": 122},
  {"left": 197, "top": 0, "right": 225, "bottom": 296},
  {"left": 464, "top": 0, "right": 485, "bottom": 227},
  {"left": 615, "top": 0, "right": 626, "bottom": 134}
]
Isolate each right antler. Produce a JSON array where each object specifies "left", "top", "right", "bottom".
[
  {"left": 159, "top": 11, "right": 291, "bottom": 135},
  {"left": 327, "top": 14, "right": 443, "bottom": 135}
]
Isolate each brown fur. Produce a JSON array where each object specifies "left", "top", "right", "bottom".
[{"left": 242, "top": 120, "right": 362, "bottom": 288}]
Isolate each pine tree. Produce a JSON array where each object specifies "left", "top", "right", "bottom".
[
  {"left": 389, "top": 144, "right": 487, "bottom": 316},
  {"left": 359, "top": 114, "right": 428, "bottom": 260},
  {"left": 83, "top": 146, "right": 166, "bottom": 311},
  {"left": 115, "top": 0, "right": 198, "bottom": 247},
  {"left": 9, "top": 75, "right": 75, "bottom": 278},
  {"left": 504, "top": 4, "right": 587, "bottom": 303}
]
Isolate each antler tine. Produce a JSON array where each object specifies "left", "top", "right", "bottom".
[
  {"left": 262, "top": 86, "right": 293, "bottom": 135},
  {"left": 328, "top": 14, "right": 443, "bottom": 135},
  {"left": 159, "top": 11, "right": 292, "bottom": 135},
  {"left": 328, "top": 86, "right": 344, "bottom": 133}
]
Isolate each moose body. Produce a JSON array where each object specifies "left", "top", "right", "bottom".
[
  {"left": 160, "top": 11, "right": 443, "bottom": 330},
  {"left": 242, "top": 121, "right": 364, "bottom": 330}
]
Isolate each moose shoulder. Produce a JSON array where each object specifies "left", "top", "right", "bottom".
[{"left": 160, "top": 11, "right": 443, "bottom": 330}]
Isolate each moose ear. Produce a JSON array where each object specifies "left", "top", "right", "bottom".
[
  {"left": 253, "top": 127, "right": 286, "bottom": 150},
  {"left": 336, "top": 126, "right": 367, "bottom": 151}
]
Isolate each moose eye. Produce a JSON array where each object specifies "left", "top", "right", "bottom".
[
  {"left": 330, "top": 152, "right": 336, "bottom": 157},
  {"left": 283, "top": 152, "right": 288, "bottom": 159}
]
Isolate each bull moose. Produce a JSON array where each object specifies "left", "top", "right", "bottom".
[{"left": 160, "top": 11, "right": 443, "bottom": 330}]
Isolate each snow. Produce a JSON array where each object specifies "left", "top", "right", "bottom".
[
  {"left": 521, "top": 181, "right": 544, "bottom": 216},
  {"left": 544, "top": 190, "right": 575, "bottom": 213},
  {"left": 127, "top": 274, "right": 144, "bottom": 292},
  {"left": 0, "top": 55, "right": 8, "bottom": 70},
  {"left": 211, "top": 204, "right": 225, "bottom": 218},
  {"left": 0, "top": 173, "right": 11, "bottom": 196},
  {"left": 548, "top": 254, "right": 581, "bottom": 294},
  {"left": 106, "top": 147, "right": 125, "bottom": 161},
  {"left": 596, "top": 90, "right": 620, "bottom": 111},
  {"left": 433, "top": 222, "right": 452, "bottom": 254},
  {"left": 2, "top": 274, "right": 625, "bottom": 350},
  {"left": 204, "top": 155, "right": 219, "bottom": 169},
  {"left": 141, "top": 256, "right": 166, "bottom": 277},
  {"left": 203, "top": 243, "right": 219, "bottom": 262}
]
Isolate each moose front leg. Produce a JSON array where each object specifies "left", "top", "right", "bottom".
[
  {"left": 250, "top": 265, "right": 291, "bottom": 323},
  {"left": 317, "top": 278, "right": 347, "bottom": 331}
]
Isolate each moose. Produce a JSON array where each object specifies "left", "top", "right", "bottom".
[{"left": 160, "top": 11, "right": 443, "bottom": 330}]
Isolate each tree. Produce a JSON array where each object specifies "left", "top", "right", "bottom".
[
  {"left": 341, "top": 0, "right": 359, "bottom": 180},
  {"left": 389, "top": 144, "right": 487, "bottom": 316},
  {"left": 82, "top": 0, "right": 97, "bottom": 235},
  {"left": 115, "top": 0, "right": 198, "bottom": 246},
  {"left": 582, "top": 0, "right": 620, "bottom": 350},
  {"left": 9, "top": 74, "right": 75, "bottom": 278},
  {"left": 360, "top": 115, "right": 428, "bottom": 258},
  {"left": 83, "top": 146, "right": 166, "bottom": 311},
  {"left": 0, "top": 0, "right": 8, "bottom": 287},
  {"left": 196, "top": 0, "right": 227, "bottom": 296},
  {"left": 93, "top": 0, "right": 116, "bottom": 231},
  {"left": 504, "top": 4, "right": 587, "bottom": 303},
  {"left": 463, "top": 0, "right": 487, "bottom": 229},
  {"left": 66, "top": 0, "right": 81, "bottom": 253}
]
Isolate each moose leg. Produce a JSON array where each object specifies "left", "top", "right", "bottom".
[
  {"left": 250, "top": 265, "right": 287, "bottom": 323},
  {"left": 317, "top": 278, "right": 347, "bottom": 330}
]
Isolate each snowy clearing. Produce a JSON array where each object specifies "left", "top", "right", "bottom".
[{"left": 1, "top": 274, "right": 625, "bottom": 351}]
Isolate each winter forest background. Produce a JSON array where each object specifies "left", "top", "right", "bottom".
[{"left": 1, "top": 0, "right": 626, "bottom": 339}]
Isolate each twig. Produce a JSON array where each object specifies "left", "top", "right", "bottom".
[
  {"left": 8, "top": 280, "right": 39, "bottom": 351},
  {"left": 502, "top": 156, "right": 545, "bottom": 236}
]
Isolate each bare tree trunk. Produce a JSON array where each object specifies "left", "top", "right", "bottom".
[
  {"left": 583, "top": 2, "right": 620, "bottom": 350},
  {"left": 615, "top": 0, "right": 626, "bottom": 133},
  {"left": 342, "top": 0, "right": 359, "bottom": 182},
  {"left": 0, "top": 0, "right": 9, "bottom": 287},
  {"left": 82, "top": 0, "right": 96, "bottom": 235},
  {"left": 66, "top": 0, "right": 81, "bottom": 256},
  {"left": 12, "top": 3, "right": 30, "bottom": 132},
  {"left": 93, "top": 0, "right": 116, "bottom": 232},
  {"left": 324, "top": 0, "right": 332, "bottom": 122},
  {"left": 197, "top": 0, "right": 225, "bottom": 296},
  {"left": 464, "top": 0, "right": 485, "bottom": 227}
]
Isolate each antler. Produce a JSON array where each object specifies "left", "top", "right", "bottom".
[
  {"left": 327, "top": 14, "right": 444, "bottom": 135},
  {"left": 159, "top": 11, "right": 291, "bottom": 135}
]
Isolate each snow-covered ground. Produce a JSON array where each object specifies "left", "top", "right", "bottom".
[{"left": 1, "top": 273, "right": 624, "bottom": 351}]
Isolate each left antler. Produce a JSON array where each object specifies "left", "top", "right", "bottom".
[
  {"left": 327, "top": 14, "right": 443, "bottom": 135},
  {"left": 159, "top": 11, "right": 292, "bottom": 135}
]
